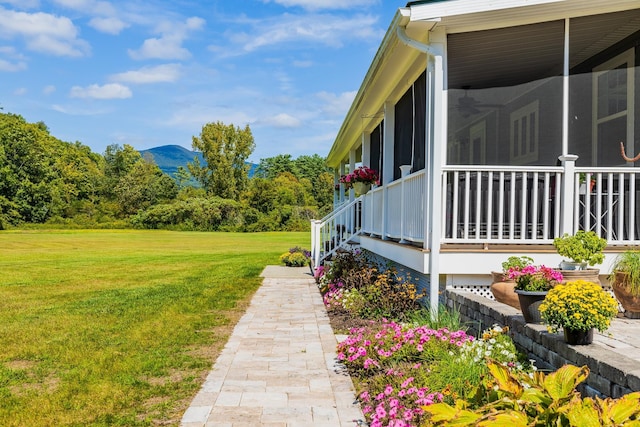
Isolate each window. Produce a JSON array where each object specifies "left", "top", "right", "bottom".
[
  {"left": 592, "top": 48, "right": 634, "bottom": 166},
  {"left": 510, "top": 101, "right": 539, "bottom": 164}
]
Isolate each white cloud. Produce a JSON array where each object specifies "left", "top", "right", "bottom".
[
  {"left": 48, "top": 0, "right": 127, "bottom": 35},
  {"left": 293, "top": 59, "right": 312, "bottom": 67},
  {"left": 262, "top": 0, "right": 378, "bottom": 11},
  {"left": 43, "top": 84, "right": 56, "bottom": 94},
  {"left": 0, "top": 58, "right": 26, "bottom": 71},
  {"left": 109, "top": 63, "right": 182, "bottom": 84},
  {"left": 0, "top": 7, "right": 90, "bottom": 56},
  {"left": 51, "top": 103, "right": 110, "bottom": 115},
  {"left": 89, "top": 17, "right": 127, "bottom": 34},
  {"left": 227, "top": 13, "right": 379, "bottom": 52},
  {"left": 70, "top": 83, "right": 132, "bottom": 99},
  {"left": 266, "top": 113, "right": 301, "bottom": 128},
  {"left": 13, "top": 87, "right": 27, "bottom": 95},
  {"left": 128, "top": 37, "right": 191, "bottom": 60},
  {"left": 316, "top": 90, "right": 356, "bottom": 116},
  {"left": 166, "top": 106, "right": 254, "bottom": 129},
  {"left": 53, "top": 0, "right": 115, "bottom": 15},
  {"left": 128, "top": 16, "right": 205, "bottom": 60},
  {"left": 0, "top": 45, "right": 27, "bottom": 71},
  {"left": 0, "top": 0, "right": 39, "bottom": 7}
]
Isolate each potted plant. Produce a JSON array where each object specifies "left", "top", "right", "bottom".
[
  {"left": 539, "top": 280, "right": 618, "bottom": 345},
  {"left": 608, "top": 250, "right": 640, "bottom": 317},
  {"left": 578, "top": 172, "right": 596, "bottom": 194},
  {"left": 553, "top": 230, "right": 606, "bottom": 271},
  {"left": 508, "top": 265, "right": 563, "bottom": 323},
  {"left": 339, "top": 166, "right": 379, "bottom": 194},
  {"left": 490, "top": 256, "right": 534, "bottom": 309},
  {"left": 491, "top": 255, "right": 534, "bottom": 283}
]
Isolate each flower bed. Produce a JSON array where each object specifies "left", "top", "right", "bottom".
[
  {"left": 316, "top": 250, "right": 533, "bottom": 426},
  {"left": 316, "top": 249, "right": 640, "bottom": 426}
]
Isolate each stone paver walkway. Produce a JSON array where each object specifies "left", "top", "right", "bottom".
[{"left": 180, "top": 266, "right": 364, "bottom": 427}]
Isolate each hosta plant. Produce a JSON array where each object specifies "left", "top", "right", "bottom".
[{"left": 421, "top": 362, "right": 640, "bottom": 426}]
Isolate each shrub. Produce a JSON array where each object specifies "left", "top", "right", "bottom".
[
  {"left": 320, "top": 250, "right": 425, "bottom": 320},
  {"left": 279, "top": 246, "right": 310, "bottom": 267},
  {"left": 131, "top": 197, "right": 244, "bottom": 231}
]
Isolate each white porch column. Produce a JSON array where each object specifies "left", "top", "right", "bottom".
[
  {"left": 349, "top": 149, "right": 357, "bottom": 202},
  {"left": 339, "top": 163, "right": 346, "bottom": 206},
  {"left": 427, "top": 31, "right": 446, "bottom": 319},
  {"left": 382, "top": 101, "right": 395, "bottom": 184},
  {"left": 399, "top": 165, "right": 412, "bottom": 243},
  {"left": 362, "top": 132, "right": 371, "bottom": 168},
  {"left": 382, "top": 101, "right": 395, "bottom": 240},
  {"left": 333, "top": 168, "right": 340, "bottom": 208},
  {"left": 562, "top": 18, "right": 570, "bottom": 156},
  {"left": 559, "top": 154, "right": 578, "bottom": 235}
]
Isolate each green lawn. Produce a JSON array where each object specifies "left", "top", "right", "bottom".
[{"left": 0, "top": 230, "right": 309, "bottom": 426}]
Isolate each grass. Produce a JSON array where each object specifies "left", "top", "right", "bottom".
[{"left": 0, "top": 229, "right": 309, "bottom": 426}]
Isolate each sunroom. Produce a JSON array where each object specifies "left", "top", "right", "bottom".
[{"left": 311, "top": 0, "right": 640, "bottom": 304}]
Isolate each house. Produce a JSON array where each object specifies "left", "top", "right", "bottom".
[{"left": 311, "top": 0, "right": 640, "bottom": 314}]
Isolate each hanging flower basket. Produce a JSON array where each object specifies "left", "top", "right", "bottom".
[{"left": 339, "top": 166, "right": 379, "bottom": 190}]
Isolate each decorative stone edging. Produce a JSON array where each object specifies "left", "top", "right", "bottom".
[{"left": 445, "top": 289, "right": 640, "bottom": 398}]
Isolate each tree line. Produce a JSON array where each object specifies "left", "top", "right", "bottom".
[{"left": 0, "top": 112, "right": 334, "bottom": 231}]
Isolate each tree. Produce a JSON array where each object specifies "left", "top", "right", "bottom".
[
  {"left": 102, "top": 144, "right": 142, "bottom": 197},
  {"left": 189, "top": 121, "right": 255, "bottom": 200},
  {"left": 173, "top": 166, "right": 192, "bottom": 189},
  {"left": 114, "top": 158, "right": 178, "bottom": 215},
  {"left": 0, "top": 112, "right": 56, "bottom": 223},
  {"left": 294, "top": 154, "right": 329, "bottom": 181},
  {"left": 255, "top": 154, "right": 295, "bottom": 179}
]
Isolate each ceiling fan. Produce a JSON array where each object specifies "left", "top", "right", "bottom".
[{"left": 454, "top": 86, "right": 503, "bottom": 117}]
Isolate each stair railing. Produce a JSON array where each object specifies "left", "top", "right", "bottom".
[{"left": 311, "top": 196, "right": 364, "bottom": 268}]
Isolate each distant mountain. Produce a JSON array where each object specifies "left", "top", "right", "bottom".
[
  {"left": 139, "top": 145, "right": 204, "bottom": 177},
  {"left": 139, "top": 144, "right": 257, "bottom": 178}
]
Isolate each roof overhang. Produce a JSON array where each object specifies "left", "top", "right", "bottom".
[{"left": 326, "top": 0, "right": 640, "bottom": 168}]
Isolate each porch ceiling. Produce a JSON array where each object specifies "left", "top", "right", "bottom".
[
  {"left": 447, "top": 8, "right": 640, "bottom": 90},
  {"left": 326, "top": 0, "right": 640, "bottom": 168}
]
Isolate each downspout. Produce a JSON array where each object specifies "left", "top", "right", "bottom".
[
  {"left": 397, "top": 20, "right": 443, "bottom": 320},
  {"left": 396, "top": 23, "right": 439, "bottom": 57}
]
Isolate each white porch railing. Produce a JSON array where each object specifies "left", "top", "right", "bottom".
[
  {"left": 310, "top": 196, "right": 363, "bottom": 267},
  {"left": 313, "top": 163, "right": 640, "bottom": 264},
  {"left": 360, "top": 170, "right": 427, "bottom": 243},
  {"left": 442, "top": 166, "right": 563, "bottom": 244},
  {"left": 573, "top": 168, "right": 640, "bottom": 244}
]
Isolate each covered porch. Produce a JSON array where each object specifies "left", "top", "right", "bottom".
[{"left": 313, "top": 1, "right": 640, "bottom": 309}]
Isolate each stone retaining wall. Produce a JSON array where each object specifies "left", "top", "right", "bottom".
[{"left": 445, "top": 289, "right": 640, "bottom": 398}]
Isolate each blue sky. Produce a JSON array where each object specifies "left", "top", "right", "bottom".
[{"left": 0, "top": 0, "right": 400, "bottom": 162}]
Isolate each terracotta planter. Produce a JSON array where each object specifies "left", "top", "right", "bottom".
[
  {"left": 490, "top": 272, "right": 520, "bottom": 310},
  {"left": 515, "top": 290, "right": 547, "bottom": 323},
  {"left": 612, "top": 271, "right": 640, "bottom": 314},
  {"left": 563, "top": 327, "right": 594, "bottom": 345},
  {"left": 559, "top": 268, "right": 600, "bottom": 286},
  {"left": 491, "top": 271, "right": 507, "bottom": 283}
]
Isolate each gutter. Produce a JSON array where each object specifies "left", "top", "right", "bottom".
[{"left": 395, "top": 21, "right": 440, "bottom": 56}]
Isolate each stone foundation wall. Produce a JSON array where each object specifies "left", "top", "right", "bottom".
[{"left": 445, "top": 289, "right": 640, "bottom": 398}]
